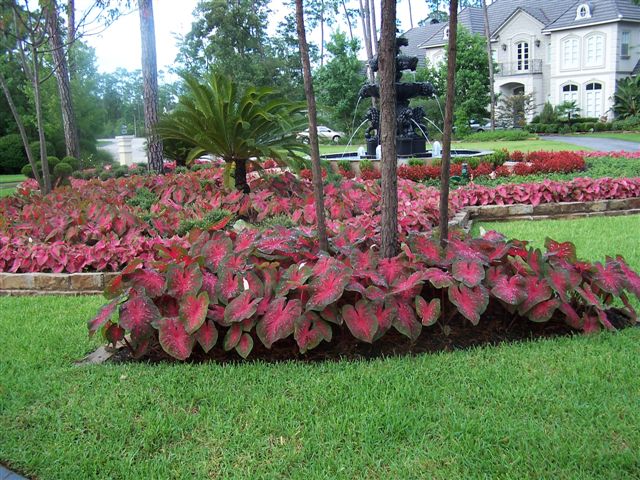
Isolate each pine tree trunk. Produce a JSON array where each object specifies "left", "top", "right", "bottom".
[
  {"left": 319, "top": 0, "right": 324, "bottom": 66},
  {"left": 368, "top": 0, "right": 377, "bottom": 54},
  {"left": 358, "top": 0, "right": 376, "bottom": 108},
  {"left": 233, "top": 159, "right": 250, "bottom": 193},
  {"left": 67, "top": 0, "right": 76, "bottom": 78},
  {"left": 341, "top": 0, "right": 354, "bottom": 42},
  {"left": 482, "top": 0, "right": 496, "bottom": 130},
  {"left": 438, "top": 0, "right": 459, "bottom": 249},
  {"left": 295, "top": 0, "right": 329, "bottom": 253},
  {"left": 407, "top": 0, "right": 414, "bottom": 28},
  {"left": 46, "top": 0, "right": 81, "bottom": 159},
  {"left": 32, "top": 47, "right": 52, "bottom": 194},
  {"left": 0, "top": 72, "right": 43, "bottom": 187},
  {"left": 138, "top": 0, "right": 164, "bottom": 173},
  {"left": 379, "top": 0, "right": 398, "bottom": 258}
]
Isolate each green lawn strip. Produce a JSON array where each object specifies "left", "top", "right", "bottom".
[
  {"left": 454, "top": 139, "right": 590, "bottom": 152},
  {"left": 1, "top": 295, "right": 640, "bottom": 479},
  {"left": 580, "top": 132, "right": 640, "bottom": 143},
  {"left": 0, "top": 188, "right": 15, "bottom": 198},
  {"left": 0, "top": 174, "right": 26, "bottom": 184}
]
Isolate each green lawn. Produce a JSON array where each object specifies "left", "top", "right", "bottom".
[
  {"left": 581, "top": 132, "right": 640, "bottom": 143},
  {"left": 0, "top": 174, "right": 26, "bottom": 184},
  {"left": 1, "top": 295, "right": 639, "bottom": 479},
  {"left": 319, "top": 139, "right": 588, "bottom": 155},
  {"left": 0, "top": 188, "right": 15, "bottom": 198}
]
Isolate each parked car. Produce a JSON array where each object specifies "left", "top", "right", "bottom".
[{"left": 297, "top": 125, "right": 344, "bottom": 143}]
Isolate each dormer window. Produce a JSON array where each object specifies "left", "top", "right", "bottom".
[
  {"left": 576, "top": 3, "right": 592, "bottom": 20},
  {"left": 443, "top": 26, "right": 449, "bottom": 40}
]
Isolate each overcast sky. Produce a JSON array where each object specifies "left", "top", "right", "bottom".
[{"left": 77, "top": 0, "right": 421, "bottom": 75}]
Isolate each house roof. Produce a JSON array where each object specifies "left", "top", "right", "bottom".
[{"left": 404, "top": 0, "right": 640, "bottom": 51}]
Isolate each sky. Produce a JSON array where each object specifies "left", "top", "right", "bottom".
[{"left": 77, "top": 0, "right": 422, "bottom": 75}]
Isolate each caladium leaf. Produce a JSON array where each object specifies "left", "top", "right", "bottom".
[
  {"left": 104, "top": 274, "right": 125, "bottom": 299},
  {"left": 276, "top": 263, "right": 313, "bottom": 297},
  {"left": 195, "top": 320, "right": 218, "bottom": 353},
  {"left": 491, "top": 274, "right": 526, "bottom": 306},
  {"left": 104, "top": 323, "right": 125, "bottom": 345},
  {"left": 119, "top": 293, "right": 160, "bottom": 338},
  {"left": 389, "top": 298, "right": 422, "bottom": 341},
  {"left": 155, "top": 295, "right": 179, "bottom": 317},
  {"left": 379, "top": 257, "right": 405, "bottom": 286},
  {"left": 448, "top": 284, "right": 489, "bottom": 325},
  {"left": 202, "top": 235, "right": 232, "bottom": 270},
  {"left": 592, "top": 261, "right": 624, "bottom": 295},
  {"left": 243, "top": 271, "right": 264, "bottom": 297},
  {"left": 546, "top": 268, "right": 574, "bottom": 303},
  {"left": 319, "top": 305, "right": 342, "bottom": 325},
  {"left": 518, "top": 276, "right": 552, "bottom": 315},
  {"left": 407, "top": 234, "right": 442, "bottom": 265},
  {"left": 527, "top": 298, "right": 560, "bottom": 323},
  {"left": 350, "top": 248, "right": 378, "bottom": 276},
  {"left": 424, "top": 268, "right": 454, "bottom": 289},
  {"left": 415, "top": 296, "right": 440, "bottom": 326},
  {"left": 166, "top": 263, "right": 203, "bottom": 299},
  {"left": 345, "top": 281, "right": 366, "bottom": 295},
  {"left": 617, "top": 256, "right": 640, "bottom": 299},
  {"left": 452, "top": 260, "right": 485, "bottom": 288},
  {"left": 391, "top": 271, "right": 426, "bottom": 296},
  {"left": 88, "top": 299, "right": 118, "bottom": 336},
  {"left": 294, "top": 313, "right": 332, "bottom": 353},
  {"left": 597, "top": 309, "right": 615, "bottom": 331},
  {"left": 342, "top": 300, "right": 378, "bottom": 343},
  {"left": 179, "top": 291, "right": 209, "bottom": 334},
  {"left": 224, "top": 291, "right": 262, "bottom": 324},
  {"left": 559, "top": 302, "right": 582, "bottom": 329},
  {"left": 157, "top": 317, "right": 195, "bottom": 360},
  {"left": 306, "top": 266, "right": 352, "bottom": 311},
  {"left": 364, "top": 285, "right": 385, "bottom": 302},
  {"left": 126, "top": 269, "right": 165, "bottom": 297},
  {"left": 223, "top": 323, "right": 243, "bottom": 351},
  {"left": 217, "top": 270, "right": 241, "bottom": 303},
  {"left": 544, "top": 238, "right": 577, "bottom": 262},
  {"left": 201, "top": 271, "right": 218, "bottom": 303},
  {"left": 235, "top": 333, "right": 254, "bottom": 358},
  {"left": 256, "top": 298, "right": 302, "bottom": 348},
  {"left": 582, "top": 313, "right": 600, "bottom": 334},
  {"left": 576, "top": 284, "right": 604, "bottom": 309},
  {"left": 374, "top": 302, "right": 396, "bottom": 336}
]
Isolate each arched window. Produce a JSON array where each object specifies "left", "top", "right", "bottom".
[
  {"left": 585, "top": 33, "right": 605, "bottom": 67},
  {"left": 576, "top": 3, "right": 592, "bottom": 20},
  {"left": 443, "top": 26, "right": 449, "bottom": 40},
  {"left": 562, "top": 37, "right": 579, "bottom": 69},
  {"left": 516, "top": 41, "right": 529, "bottom": 71},
  {"left": 562, "top": 83, "right": 579, "bottom": 103},
  {"left": 585, "top": 82, "right": 603, "bottom": 117}
]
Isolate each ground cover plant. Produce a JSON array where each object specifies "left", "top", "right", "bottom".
[{"left": 1, "top": 295, "right": 639, "bottom": 479}]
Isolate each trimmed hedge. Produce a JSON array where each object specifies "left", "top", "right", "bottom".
[{"left": 0, "top": 134, "right": 27, "bottom": 174}]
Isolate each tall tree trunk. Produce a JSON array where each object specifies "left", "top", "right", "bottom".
[
  {"left": 407, "top": 0, "right": 414, "bottom": 28},
  {"left": 233, "top": 159, "right": 250, "bottom": 193},
  {"left": 67, "top": 0, "right": 76, "bottom": 78},
  {"left": 368, "top": 0, "right": 377, "bottom": 55},
  {"left": 295, "top": 0, "right": 329, "bottom": 253},
  {"left": 358, "top": 0, "right": 376, "bottom": 107},
  {"left": 46, "top": 0, "right": 81, "bottom": 159},
  {"left": 32, "top": 46, "right": 52, "bottom": 194},
  {"left": 438, "top": 0, "right": 458, "bottom": 249},
  {"left": 319, "top": 0, "right": 325, "bottom": 66},
  {"left": 341, "top": 0, "right": 354, "bottom": 41},
  {"left": 482, "top": 0, "right": 496, "bottom": 130},
  {"left": 379, "top": 0, "right": 397, "bottom": 258},
  {"left": 138, "top": 0, "right": 163, "bottom": 173},
  {"left": 0, "top": 72, "right": 43, "bottom": 187}
]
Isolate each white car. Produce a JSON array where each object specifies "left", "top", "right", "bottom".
[{"left": 297, "top": 125, "right": 344, "bottom": 143}]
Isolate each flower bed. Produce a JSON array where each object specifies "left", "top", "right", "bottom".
[
  {"left": 89, "top": 227, "right": 640, "bottom": 360},
  {"left": 579, "top": 151, "right": 640, "bottom": 159}
]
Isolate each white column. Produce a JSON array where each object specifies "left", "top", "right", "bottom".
[{"left": 115, "top": 135, "right": 135, "bottom": 166}]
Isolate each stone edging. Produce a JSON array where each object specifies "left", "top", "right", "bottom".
[{"left": 2, "top": 198, "right": 640, "bottom": 296}]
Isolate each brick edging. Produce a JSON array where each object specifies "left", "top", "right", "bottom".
[{"left": 2, "top": 197, "right": 640, "bottom": 295}]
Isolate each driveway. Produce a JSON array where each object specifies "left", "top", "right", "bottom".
[
  {"left": 541, "top": 135, "right": 640, "bottom": 152},
  {"left": 98, "top": 137, "right": 148, "bottom": 164}
]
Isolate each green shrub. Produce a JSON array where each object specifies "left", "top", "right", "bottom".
[
  {"left": 0, "top": 134, "right": 27, "bottom": 174},
  {"left": 83, "top": 150, "right": 115, "bottom": 169},
  {"left": 29, "top": 140, "right": 56, "bottom": 158},
  {"left": 257, "top": 214, "right": 295, "bottom": 230},
  {"left": 53, "top": 162, "right": 73, "bottom": 186},
  {"left": 126, "top": 187, "right": 159, "bottom": 211},
  {"left": 337, "top": 160, "right": 352, "bottom": 172},
  {"left": 359, "top": 159, "right": 374, "bottom": 171},
  {"left": 464, "top": 129, "right": 533, "bottom": 142},
  {"left": 62, "top": 156, "right": 80, "bottom": 171},
  {"left": 113, "top": 166, "right": 129, "bottom": 178},
  {"left": 408, "top": 158, "right": 426, "bottom": 166},
  {"left": 177, "top": 209, "right": 234, "bottom": 236},
  {"left": 174, "top": 166, "right": 189, "bottom": 174},
  {"left": 486, "top": 149, "right": 509, "bottom": 167},
  {"left": 98, "top": 171, "right": 112, "bottom": 181},
  {"left": 539, "top": 102, "right": 557, "bottom": 124}
]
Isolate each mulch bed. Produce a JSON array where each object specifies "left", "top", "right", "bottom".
[{"left": 107, "top": 306, "right": 636, "bottom": 365}]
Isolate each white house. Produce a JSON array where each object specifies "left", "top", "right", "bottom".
[{"left": 401, "top": 0, "right": 640, "bottom": 120}]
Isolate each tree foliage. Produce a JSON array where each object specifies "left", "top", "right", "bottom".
[{"left": 614, "top": 75, "right": 640, "bottom": 119}]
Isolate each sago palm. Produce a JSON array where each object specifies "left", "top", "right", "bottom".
[
  {"left": 614, "top": 76, "right": 640, "bottom": 119},
  {"left": 157, "top": 73, "right": 309, "bottom": 192}
]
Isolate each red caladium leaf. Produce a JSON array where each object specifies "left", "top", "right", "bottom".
[
  {"left": 256, "top": 298, "right": 302, "bottom": 348},
  {"left": 224, "top": 291, "right": 262, "bottom": 324},
  {"left": 527, "top": 298, "right": 560, "bottom": 323},
  {"left": 244, "top": 271, "right": 264, "bottom": 297},
  {"left": 364, "top": 285, "right": 385, "bottom": 302},
  {"left": 526, "top": 249, "right": 544, "bottom": 276},
  {"left": 408, "top": 234, "right": 442, "bottom": 265},
  {"left": 350, "top": 248, "right": 378, "bottom": 276},
  {"left": 217, "top": 270, "right": 241, "bottom": 303},
  {"left": 559, "top": 302, "right": 583, "bottom": 329},
  {"left": 202, "top": 235, "right": 232, "bottom": 270},
  {"left": 276, "top": 263, "right": 313, "bottom": 297},
  {"left": 306, "top": 266, "right": 353, "bottom": 312},
  {"left": 104, "top": 274, "right": 125, "bottom": 299},
  {"left": 518, "top": 276, "right": 552, "bottom": 314},
  {"left": 544, "top": 238, "right": 577, "bottom": 262},
  {"left": 223, "top": 323, "right": 243, "bottom": 351},
  {"left": 195, "top": 320, "right": 218, "bottom": 353},
  {"left": 319, "top": 305, "right": 342, "bottom": 325},
  {"left": 448, "top": 284, "right": 489, "bottom": 325},
  {"left": 389, "top": 297, "right": 422, "bottom": 341},
  {"left": 294, "top": 313, "right": 332, "bottom": 353},
  {"left": 415, "top": 296, "right": 440, "bottom": 326},
  {"left": 235, "top": 333, "right": 254, "bottom": 358},
  {"left": 119, "top": 293, "right": 160, "bottom": 338},
  {"left": 207, "top": 304, "right": 225, "bottom": 323},
  {"left": 424, "top": 268, "right": 454, "bottom": 289},
  {"left": 391, "top": 271, "right": 426, "bottom": 296},
  {"left": 157, "top": 317, "right": 195, "bottom": 360},
  {"left": 379, "top": 257, "right": 405, "bottom": 286},
  {"left": 155, "top": 295, "right": 180, "bottom": 317},
  {"left": 597, "top": 310, "right": 615, "bottom": 331},
  {"left": 234, "top": 229, "right": 259, "bottom": 253},
  {"left": 345, "top": 281, "right": 366, "bottom": 295},
  {"left": 179, "top": 291, "right": 209, "bottom": 334},
  {"left": 88, "top": 299, "right": 118, "bottom": 336},
  {"left": 452, "top": 260, "right": 485, "bottom": 288},
  {"left": 582, "top": 313, "right": 600, "bottom": 334},
  {"left": 201, "top": 271, "right": 218, "bottom": 303},
  {"left": 166, "top": 263, "right": 203, "bottom": 299},
  {"left": 126, "top": 269, "right": 165, "bottom": 297},
  {"left": 576, "top": 284, "right": 603, "bottom": 309},
  {"left": 491, "top": 274, "right": 526, "bottom": 305},
  {"left": 374, "top": 302, "right": 396, "bottom": 335},
  {"left": 342, "top": 300, "right": 378, "bottom": 343},
  {"left": 617, "top": 256, "right": 640, "bottom": 299},
  {"left": 592, "top": 261, "right": 624, "bottom": 295},
  {"left": 620, "top": 293, "right": 638, "bottom": 323},
  {"left": 546, "top": 268, "right": 576, "bottom": 303},
  {"left": 104, "top": 323, "right": 125, "bottom": 345}
]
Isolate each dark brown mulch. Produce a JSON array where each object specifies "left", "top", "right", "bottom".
[{"left": 108, "top": 306, "right": 636, "bottom": 365}]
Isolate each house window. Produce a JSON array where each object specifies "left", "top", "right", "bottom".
[
  {"left": 443, "top": 26, "right": 449, "bottom": 40},
  {"left": 516, "top": 41, "right": 529, "bottom": 71},
  {"left": 585, "top": 82, "right": 603, "bottom": 117},
  {"left": 622, "top": 31, "right": 631, "bottom": 57},
  {"left": 562, "top": 83, "right": 579, "bottom": 103},
  {"left": 575, "top": 3, "right": 592, "bottom": 20},
  {"left": 547, "top": 43, "right": 551, "bottom": 63},
  {"left": 562, "top": 37, "right": 579, "bottom": 68},
  {"left": 585, "top": 34, "right": 604, "bottom": 67}
]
